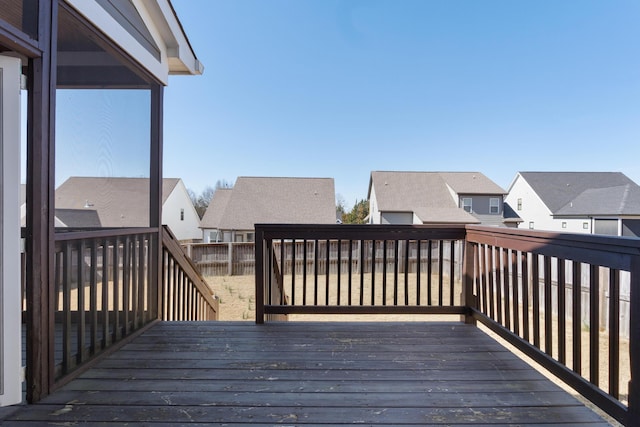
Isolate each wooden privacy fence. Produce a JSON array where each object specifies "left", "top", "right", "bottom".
[
  {"left": 26, "top": 226, "right": 218, "bottom": 400},
  {"left": 184, "top": 239, "right": 462, "bottom": 279},
  {"left": 255, "top": 223, "right": 640, "bottom": 426}
]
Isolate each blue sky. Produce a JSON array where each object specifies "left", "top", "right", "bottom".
[{"left": 164, "top": 0, "right": 640, "bottom": 206}]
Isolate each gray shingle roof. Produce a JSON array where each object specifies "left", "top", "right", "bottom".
[
  {"left": 519, "top": 172, "right": 640, "bottom": 215},
  {"left": 438, "top": 172, "right": 507, "bottom": 195},
  {"left": 55, "top": 177, "right": 180, "bottom": 227},
  {"left": 54, "top": 208, "right": 102, "bottom": 227},
  {"left": 199, "top": 188, "right": 232, "bottom": 229},
  {"left": 200, "top": 177, "right": 336, "bottom": 230},
  {"left": 369, "top": 171, "right": 504, "bottom": 224}
]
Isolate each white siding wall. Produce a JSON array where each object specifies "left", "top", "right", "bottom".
[
  {"left": 506, "top": 175, "right": 592, "bottom": 234},
  {"left": 162, "top": 180, "right": 201, "bottom": 241},
  {"left": 505, "top": 175, "right": 554, "bottom": 231},
  {"left": 368, "top": 184, "right": 381, "bottom": 224}
]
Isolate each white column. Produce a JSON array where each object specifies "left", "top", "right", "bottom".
[{"left": 0, "top": 55, "right": 22, "bottom": 406}]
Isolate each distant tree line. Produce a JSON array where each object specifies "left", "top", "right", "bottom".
[
  {"left": 188, "top": 179, "right": 232, "bottom": 219},
  {"left": 337, "top": 197, "right": 369, "bottom": 224}
]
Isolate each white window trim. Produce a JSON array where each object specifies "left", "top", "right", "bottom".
[
  {"left": 462, "top": 197, "right": 472, "bottom": 213},
  {"left": 489, "top": 197, "right": 500, "bottom": 214}
]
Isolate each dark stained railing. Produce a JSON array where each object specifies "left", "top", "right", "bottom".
[
  {"left": 162, "top": 226, "right": 219, "bottom": 321},
  {"left": 255, "top": 224, "right": 469, "bottom": 322},
  {"left": 465, "top": 225, "right": 640, "bottom": 426},
  {"left": 255, "top": 223, "right": 640, "bottom": 426},
  {"left": 53, "top": 228, "right": 157, "bottom": 381},
  {"left": 47, "top": 225, "right": 217, "bottom": 392}
]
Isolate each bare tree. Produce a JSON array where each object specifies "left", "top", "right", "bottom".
[{"left": 189, "top": 180, "right": 234, "bottom": 219}]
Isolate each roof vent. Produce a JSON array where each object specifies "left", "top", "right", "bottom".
[{"left": 84, "top": 200, "right": 94, "bottom": 208}]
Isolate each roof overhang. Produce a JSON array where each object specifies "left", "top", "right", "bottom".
[{"left": 63, "top": 0, "right": 203, "bottom": 85}]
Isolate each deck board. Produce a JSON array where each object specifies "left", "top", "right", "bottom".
[{"left": 3, "top": 321, "right": 610, "bottom": 425}]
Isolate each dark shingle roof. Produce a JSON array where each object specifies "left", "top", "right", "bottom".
[
  {"left": 200, "top": 177, "right": 336, "bottom": 230},
  {"left": 369, "top": 171, "right": 504, "bottom": 224},
  {"left": 55, "top": 177, "right": 180, "bottom": 227},
  {"left": 519, "top": 172, "right": 640, "bottom": 215},
  {"left": 199, "top": 188, "right": 232, "bottom": 229}
]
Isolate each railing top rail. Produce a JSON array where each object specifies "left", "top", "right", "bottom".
[
  {"left": 466, "top": 225, "right": 640, "bottom": 270},
  {"left": 54, "top": 227, "right": 160, "bottom": 241},
  {"left": 255, "top": 223, "right": 467, "bottom": 241}
]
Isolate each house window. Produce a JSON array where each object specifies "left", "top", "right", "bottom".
[
  {"left": 517, "top": 198, "right": 522, "bottom": 211},
  {"left": 462, "top": 198, "right": 472, "bottom": 213},
  {"left": 490, "top": 198, "right": 500, "bottom": 214},
  {"left": 562, "top": 222, "right": 567, "bottom": 229},
  {"left": 247, "top": 232, "right": 255, "bottom": 242},
  {"left": 529, "top": 221, "right": 534, "bottom": 229},
  {"left": 583, "top": 222, "right": 589, "bottom": 230},
  {"left": 180, "top": 208, "right": 184, "bottom": 221}
]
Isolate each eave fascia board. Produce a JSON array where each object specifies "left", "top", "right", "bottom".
[{"left": 139, "top": 0, "right": 204, "bottom": 75}]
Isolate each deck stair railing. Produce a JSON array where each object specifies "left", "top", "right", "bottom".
[
  {"left": 255, "top": 223, "right": 640, "bottom": 426},
  {"left": 161, "top": 225, "right": 219, "bottom": 321}
]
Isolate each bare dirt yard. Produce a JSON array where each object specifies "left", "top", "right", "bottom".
[{"left": 204, "top": 273, "right": 626, "bottom": 426}]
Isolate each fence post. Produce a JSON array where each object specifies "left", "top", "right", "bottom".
[{"left": 627, "top": 255, "right": 640, "bottom": 426}]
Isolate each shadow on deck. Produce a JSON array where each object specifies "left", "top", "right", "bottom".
[{"left": 2, "top": 321, "right": 609, "bottom": 425}]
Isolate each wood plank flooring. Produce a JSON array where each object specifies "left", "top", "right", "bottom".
[{"left": 2, "top": 321, "right": 610, "bottom": 425}]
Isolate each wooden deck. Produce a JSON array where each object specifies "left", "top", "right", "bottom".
[{"left": 2, "top": 321, "right": 610, "bottom": 425}]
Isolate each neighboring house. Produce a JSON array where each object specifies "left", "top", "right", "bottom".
[
  {"left": 20, "top": 184, "right": 100, "bottom": 227},
  {"left": 505, "top": 172, "right": 640, "bottom": 237},
  {"left": 368, "top": 171, "right": 517, "bottom": 227},
  {"left": 55, "top": 177, "right": 201, "bottom": 241},
  {"left": 200, "top": 177, "right": 336, "bottom": 242}
]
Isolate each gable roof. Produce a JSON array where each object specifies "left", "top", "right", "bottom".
[
  {"left": 55, "top": 177, "right": 181, "bottom": 227},
  {"left": 518, "top": 172, "right": 640, "bottom": 216},
  {"left": 200, "top": 177, "right": 336, "bottom": 230},
  {"left": 199, "top": 188, "right": 233, "bottom": 229},
  {"left": 369, "top": 171, "right": 504, "bottom": 224}
]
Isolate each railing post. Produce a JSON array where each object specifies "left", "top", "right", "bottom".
[
  {"left": 227, "top": 242, "right": 233, "bottom": 276},
  {"left": 461, "top": 233, "right": 476, "bottom": 325},
  {"left": 627, "top": 255, "right": 640, "bottom": 426},
  {"left": 255, "top": 227, "right": 265, "bottom": 324}
]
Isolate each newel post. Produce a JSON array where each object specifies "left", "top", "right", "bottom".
[
  {"left": 255, "top": 226, "right": 265, "bottom": 324},
  {"left": 461, "top": 232, "right": 477, "bottom": 325},
  {"left": 627, "top": 255, "right": 640, "bottom": 426}
]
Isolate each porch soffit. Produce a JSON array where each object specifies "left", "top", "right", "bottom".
[{"left": 62, "top": 0, "right": 202, "bottom": 85}]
